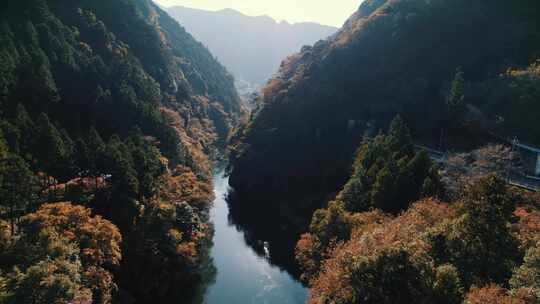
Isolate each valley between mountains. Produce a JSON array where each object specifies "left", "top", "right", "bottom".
[{"left": 0, "top": 1, "right": 539, "bottom": 304}]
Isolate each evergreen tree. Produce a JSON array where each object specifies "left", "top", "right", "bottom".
[
  {"left": 59, "top": 129, "right": 75, "bottom": 180},
  {"left": 447, "top": 67, "right": 467, "bottom": 129},
  {"left": 387, "top": 115, "right": 414, "bottom": 157},
  {"left": 86, "top": 127, "right": 106, "bottom": 192},
  {"left": 0, "top": 155, "right": 37, "bottom": 235},
  {"left": 34, "top": 113, "right": 66, "bottom": 187},
  {"left": 510, "top": 243, "right": 540, "bottom": 296},
  {"left": 428, "top": 175, "right": 521, "bottom": 288},
  {"left": 371, "top": 164, "right": 398, "bottom": 212},
  {"left": 309, "top": 201, "right": 350, "bottom": 247},
  {"left": 13, "top": 103, "right": 35, "bottom": 155},
  {"left": 105, "top": 137, "right": 139, "bottom": 199},
  {"left": 74, "top": 138, "right": 90, "bottom": 176},
  {"left": 127, "top": 129, "right": 165, "bottom": 200},
  {"left": 337, "top": 116, "right": 444, "bottom": 214},
  {"left": 105, "top": 136, "right": 140, "bottom": 230}
]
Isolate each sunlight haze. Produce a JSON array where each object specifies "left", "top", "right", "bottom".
[{"left": 152, "top": 0, "right": 362, "bottom": 27}]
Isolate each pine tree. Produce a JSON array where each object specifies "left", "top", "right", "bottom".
[
  {"left": 336, "top": 116, "right": 444, "bottom": 214},
  {"left": 387, "top": 115, "right": 414, "bottom": 157},
  {"left": 14, "top": 103, "right": 35, "bottom": 146},
  {"left": 371, "top": 165, "right": 397, "bottom": 212},
  {"left": 105, "top": 137, "right": 139, "bottom": 199},
  {"left": 0, "top": 155, "right": 37, "bottom": 235},
  {"left": 105, "top": 136, "right": 140, "bottom": 230},
  {"left": 74, "top": 138, "right": 90, "bottom": 176},
  {"left": 34, "top": 113, "right": 66, "bottom": 188},
  {"left": 429, "top": 176, "right": 521, "bottom": 288},
  {"left": 86, "top": 127, "right": 106, "bottom": 192},
  {"left": 447, "top": 67, "right": 467, "bottom": 130}
]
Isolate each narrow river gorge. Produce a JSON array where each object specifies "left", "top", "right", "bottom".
[{"left": 200, "top": 171, "right": 307, "bottom": 304}]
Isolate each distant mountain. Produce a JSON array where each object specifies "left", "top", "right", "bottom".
[{"left": 165, "top": 6, "right": 338, "bottom": 88}]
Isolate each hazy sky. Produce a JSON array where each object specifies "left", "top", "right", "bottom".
[{"left": 152, "top": 0, "right": 362, "bottom": 27}]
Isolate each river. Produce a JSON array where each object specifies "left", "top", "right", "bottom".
[{"left": 202, "top": 171, "right": 307, "bottom": 304}]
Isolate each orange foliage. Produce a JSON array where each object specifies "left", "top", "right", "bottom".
[
  {"left": 308, "top": 199, "right": 454, "bottom": 303},
  {"left": 158, "top": 165, "right": 214, "bottom": 210},
  {"left": 347, "top": 199, "right": 453, "bottom": 257},
  {"left": 176, "top": 241, "right": 198, "bottom": 267},
  {"left": 22, "top": 202, "right": 122, "bottom": 266},
  {"left": 84, "top": 266, "right": 115, "bottom": 303},
  {"left": 48, "top": 177, "right": 107, "bottom": 194},
  {"left": 348, "top": 209, "right": 392, "bottom": 238},
  {"left": 0, "top": 220, "right": 11, "bottom": 250},
  {"left": 514, "top": 207, "right": 540, "bottom": 250},
  {"left": 464, "top": 285, "right": 536, "bottom": 304},
  {"left": 295, "top": 233, "right": 319, "bottom": 283},
  {"left": 160, "top": 102, "right": 224, "bottom": 178}
]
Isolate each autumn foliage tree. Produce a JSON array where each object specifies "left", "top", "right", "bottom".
[
  {"left": 427, "top": 176, "right": 521, "bottom": 288},
  {"left": 510, "top": 241, "right": 540, "bottom": 299},
  {"left": 463, "top": 284, "right": 537, "bottom": 304},
  {"left": 297, "top": 118, "right": 445, "bottom": 284},
  {"left": 117, "top": 198, "right": 207, "bottom": 302},
  {"left": 1, "top": 202, "right": 121, "bottom": 304},
  {"left": 297, "top": 169, "right": 537, "bottom": 303},
  {"left": 0, "top": 0, "right": 239, "bottom": 301},
  {"left": 304, "top": 199, "right": 459, "bottom": 304}
]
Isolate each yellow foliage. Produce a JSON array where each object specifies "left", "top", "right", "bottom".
[
  {"left": 22, "top": 202, "right": 122, "bottom": 266},
  {"left": 158, "top": 166, "right": 214, "bottom": 210}
]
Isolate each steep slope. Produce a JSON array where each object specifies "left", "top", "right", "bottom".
[
  {"left": 228, "top": 0, "right": 540, "bottom": 254},
  {"left": 0, "top": 0, "right": 240, "bottom": 168},
  {"left": 0, "top": 0, "right": 240, "bottom": 302},
  {"left": 165, "top": 6, "right": 337, "bottom": 89}
]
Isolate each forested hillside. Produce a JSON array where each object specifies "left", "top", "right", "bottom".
[
  {"left": 296, "top": 118, "right": 540, "bottom": 303},
  {"left": 0, "top": 0, "right": 240, "bottom": 303},
  {"left": 228, "top": 0, "right": 540, "bottom": 255}
]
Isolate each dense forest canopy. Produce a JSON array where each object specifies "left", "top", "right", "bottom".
[
  {"left": 1, "top": 0, "right": 540, "bottom": 303},
  {"left": 228, "top": 0, "right": 540, "bottom": 248},
  {"left": 293, "top": 118, "right": 540, "bottom": 303},
  {"left": 0, "top": 0, "right": 241, "bottom": 302}
]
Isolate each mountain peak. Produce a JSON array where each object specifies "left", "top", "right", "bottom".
[
  {"left": 165, "top": 6, "right": 338, "bottom": 86},
  {"left": 217, "top": 8, "right": 243, "bottom": 15}
]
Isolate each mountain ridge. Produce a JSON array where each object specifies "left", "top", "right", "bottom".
[
  {"left": 227, "top": 0, "right": 540, "bottom": 273},
  {"left": 165, "top": 5, "right": 338, "bottom": 88},
  {"left": 0, "top": 0, "right": 241, "bottom": 302}
]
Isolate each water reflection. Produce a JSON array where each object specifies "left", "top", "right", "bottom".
[
  {"left": 195, "top": 171, "right": 306, "bottom": 304},
  {"left": 226, "top": 185, "right": 309, "bottom": 280}
]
